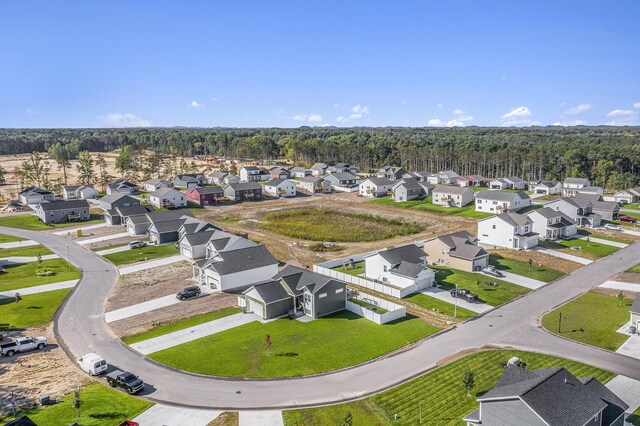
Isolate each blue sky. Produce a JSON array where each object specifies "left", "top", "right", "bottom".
[{"left": 1, "top": 1, "right": 639, "bottom": 128}]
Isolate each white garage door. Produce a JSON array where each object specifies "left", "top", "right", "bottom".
[
  {"left": 247, "top": 299, "right": 264, "bottom": 318},
  {"left": 181, "top": 247, "right": 192, "bottom": 258}
]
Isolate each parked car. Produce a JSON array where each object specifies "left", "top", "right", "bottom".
[
  {"left": 618, "top": 216, "right": 638, "bottom": 223},
  {"left": 77, "top": 353, "right": 108, "bottom": 375},
  {"left": 0, "top": 336, "right": 47, "bottom": 356},
  {"left": 106, "top": 369, "right": 144, "bottom": 394},
  {"left": 176, "top": 285, "right": 202, "bottom": 300},
  {"left": 604, "top": 224, "right": 622, "bottom": 231},
  {"left": 481, "top": 266, "right": 504, "bottom": 278},
  {"left": 450, "top": 288, "right": 478, "bottom": 303},
  {"left": 129, "top": 241, "right": 147, "bottom": 249}
]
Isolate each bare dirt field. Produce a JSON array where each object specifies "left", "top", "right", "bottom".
[{"left": 612, "top": 271, "right": 640, "bottom": 284}]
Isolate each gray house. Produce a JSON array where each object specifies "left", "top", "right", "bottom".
[
  {"left": 328, "top": 163, "right": 358, "bottom": 174},
  {"left": 464, "top": 363, "right": 628, "bottom": 426},
  {"left": 106, "top": 179, "right": 140, "bottom": 195},
  {"left": 310, "top": 162, "right": 328, "bottom": 176},
  {"left": 105, "top": 204, "right": 154, "bottom": 226},
  {"left": 34, "top": 200, "right": 90, "bottom": 225},
  {"left": 223, "top": 182, "right": 263, "bottom": 202},
  {"left": 630, "top": 294, "right": 640, "bottom": 333},
  {"left": 391, "top": 178, "right": 430, "bottom": 202},
  {"left": 173, "top": 174, "right": 207, "bottom": 189},
  {"left": 63, "top": 185, "right": 99, "bottom": 200},
  {"left": 18, "top": 186, "right": 55, "bottom": 205},
  {"left": 325, "top": 172, "right": 357, "bottom": 189},
  {"left": 99, "top": 193, "right": 140, "bottom": 212},
  {"left": 378, "top": 166, "right": 410, "bottom": 180},
  {"left": 147, "top": 210, "right": 196, "bottom": 244}
]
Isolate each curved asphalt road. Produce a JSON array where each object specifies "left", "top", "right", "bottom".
[{"left": 3, "top": 225, "right": 640, "bottom": 409}]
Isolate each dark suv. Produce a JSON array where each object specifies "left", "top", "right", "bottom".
[
  {"left": 450, "top": 288, "right": 478, "bottom": 303},
  {"left": 176, "top": 285, "right": 202, "bottom": 300}
]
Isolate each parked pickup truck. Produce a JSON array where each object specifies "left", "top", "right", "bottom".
[
  {"left": 106, "top": 370, "right": 144, "bottom": 394},
  {"left": 450, "top": 288, "right": 478, "bottom": 303},
  {"left": 0, "top": 336, "right": 47, "bottom": 356}
]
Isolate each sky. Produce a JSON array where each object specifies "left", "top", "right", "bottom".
[{"left": 1, "top": 1, "right": 639, "bottom": 128}]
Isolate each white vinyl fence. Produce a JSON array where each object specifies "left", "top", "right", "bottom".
[{"left": 346, "top": 291, "right": 406, "bottom": 324}]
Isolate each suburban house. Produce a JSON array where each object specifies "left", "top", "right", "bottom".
[
  {"left": 239, "top": 166, "right": 263, "bottom": 182},
  {"left": 173, "top": 174, "right": 207, "bottom": 189},
  {"left": 545, "top": 197, "right": 602, "bottom": 227},
  {"left": 477, "top": 212, "right": 539, "bottom": 250},
  {"left": 194, "top": 244, "right": 278, "bottom": 292},
  {"left": 630, "top": 295, "right": 640, "bottom": 333},
  {"left": 143, "top": 178, "right": 171, "bottom": 192},
  {"left": 106, "top": 179, "right": 140, "bottom": 195},
  {"left": 324, "top": 172, "right": 358, "bottom": 189},
  {"left": 427, "top": 170, "right": 460, "bottom": 185},
  {"left": 179, "top": 228, "right": 252, "bottom": 260},
  {"left": 242, "top": 266, "right": 346, "bottom": 320},
  {"left": 222, "top": 174, "right": 240, "bottom": 184},
  {"left": 264, "top": 178, "right": 297, "bottom": 198},
  {"left": 98, "top": 193, "right": 140, "bottom": 211},
  {"left": 391, "top": 178, "right": 430, "bottom": 202},
  {"left": 464, "top": 363, "right": 628, "bottom": 426},
  {"left": 207, "top": 171, "right": 238, "bottom": 186},
  {"left": 147, "top": 211, "right": 196, "bottom": 244},
  {"left": 106, "top": 204, "right": 154, "bottom": 227},
  {"left": 310, "top": 162, "right": 328, "bottom": 176},
  {"left": 186, "top": 186, "right": 225, "bottom": 207},
  {"left": 577, "top": 186, "right": 604, "bottom": 196},
  {"left": 412, "top": 171, "right": 431, "bottom": 182},
  {"left": 358, "top": 177, "right": 396, "bottom": 198},
  {"left": 614, "top": 187, "right": 640, "bottom": 204},
  {"left": 18, "top": 186, "right": 55, "bottom": 205},
  {"left": 489, "top": 178, "right": 509, "bottom": 190},
  {"left": 297, "top": 176, "right": 332, "bottom": 194},
  {"left": 458, "top": 174, "right": 488, "bottom": 187},
  {"left": 268, "top": 167, "right": 290, "bottom": 179},
  {"left": 490, "top": 176, "right": 526, "bottom": 190},
  {"left": 377, "top": 166, "right": 410, "bottom": 180},
  {"left": 363, "top": 244, "right": 435, "bottom": 294},
  {"left": 289, "top": 167, "right": 312, "bottom": 178},
  {"left": 223, "top": 182, "right": 263, "bottom": 202},
  {"left": 573, "top": 194, "right": 620, "bottom": 220},
  {"left": 34, "top": 200, "right": 90, "bottom": 225},
  {"left": 328, "top": 163, "right": 358, "bottom": 174},
  {"left": 526, "top": 207, "right": 578, "bottom": 240},
  {"left": 149, "top": 187, "right": 187, "bottom": 209},
  {"left": 562, "top": 177, "right": 591, "bottom": 197},
  {"left": 423, "top": 231, "right": 489, "bottom": 272},
  {"left": 530, "top": 180, "right": 562, "bottom": 195},
  {"left": 432, "top": 186, "right": 474, "bottom": 207},
  {"left": 475, "top": 190, "right": 531, "bottom": 213},
  {"left": 62, "top": 185, "right": 98, "bottom": 200}
]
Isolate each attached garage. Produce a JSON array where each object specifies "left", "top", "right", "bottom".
[
  {"left": 181, "top": 246, "right": 192, "bottom": 258},
  {"left": 242, "top": 281, "right": 294, "bottom": 320}
]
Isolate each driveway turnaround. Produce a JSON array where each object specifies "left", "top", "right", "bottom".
[
  {"left": 606, "top": 375, "right": 640, "bottom": 412},
  {"left": 105, "top": 294, "right": 182, "bottom": 323},
  {"left": 498, "top": 271, "right": 545, "bottom": 289},
  {"left": 51, "top": 222, "right": 108, "bottom": 236},
  {"left": 0, "top": 239, "right": 38, "bottom": 249},
  {"left": 419, "top": 287, "right": 493, "bottom": 313},
  {"left": 131, "top": 313, "right": 257, "bottom": 355},
  {"left": 119, "top": 254, "right": 186, "bottom": 275},
  {"left": 531, "top": 246, "right": 593, "bottom": 265},
  {"left": 0, "top": 279, "right": 78, "bottom": 298},
  {"left": 600, "top": 280, "right": 640, "bottom": 292},
  {"left": 132, "top": 404, "right": 222, "bottom": 426},
  {"left": 239, "top": 410, "right": 284, "bottom": 426},
  {"left": 95, "top": 245, "right": 131, "bottom": 256},
  {"left": 77, "top": 231, "right": 130, "bottom": 246},
  {"left": 575, "top": 234, "right": 628, "bottom": 248}
]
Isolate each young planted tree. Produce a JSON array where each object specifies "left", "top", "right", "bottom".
[
  {"left": 71, "top": 387, "right": 82, "bottom": 418},
  {"left": 229, "top": 164, "right": 238, "bottom": 176},
  {"left": 342, "top": 411, "right": 353, "bottom": 426},
  {"left": 617, "top": 290, "right": 625, "bottom": 307},
  {"left": 528, "top": 258, "right": 533, "bottom": 272},
  {"left": 265, "top": 334, "right": 271, "bottom": 352},
  {"left": 48, "top": 142, "right": 72, "bottom": 185},
  {"left": 76, "top": 150, "right": 96, "bottom": 185},
  {"left": 462, "top": 369, "right": 475, "bottom": 397}
]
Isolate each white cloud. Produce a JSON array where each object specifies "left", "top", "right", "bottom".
[
  {"left": 634, "top": 102, "right": 640, "bottom": 109},
  {"left": 333, "top": 103, "right": 339, "bottom": 108},
  {"left": 212, "top": 97, "right": 219, "bottom": 102},
  {"left": 427, "top": 118, "right": 444, "bottom": 126},
  {"left": 445, "top": 119, "right": 465, "bottom": 127},
  {"left": 436, "top": 103, "right": 444, "bottom": 108},
  {"left": 188, "top": 100, "right": 205, "bottom": 109},
  {"left": 552, "top": 120, "right": 588, "bottom": 126},
  {"left": 24, "top": 108, "right": 37, "bottom": 115},
  {"left": 100, "top": 113, "right": 152, "bottom": 127},
  {"left": 502, "top": 106, "right": 532, "bottom": 119},
  {"left": 453, "top": 109, "right": 465, "bottom": 115},
  {"left": 293, "top": 113, "right": 323, "bottom": 123},
  {"left": 351, "top": 104, "right": 370, "bottom": 115},
  {"left": 565, "top": 103, "right": 592, "bottom": 115},
  {"left": 349, "top": 113, "right": 362, "bottom": 119},
  {"left": 501, "top": 106, "right": 533, "bottom": 126},
  {"left": 607, "top": 109, "right": 636, "bottom": 117},
  {"left": 336, "top": 116, "right": 347, "bottom": 123}
]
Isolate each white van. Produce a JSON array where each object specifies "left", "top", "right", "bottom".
[{"left": 77, "top": 353, "right": 108, "bottom": 375}]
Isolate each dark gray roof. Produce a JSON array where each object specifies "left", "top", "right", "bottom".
[
  {"left": 147, "top": 209, "right": 195, "bottom": 224},
  {"left": 245, "top": 280, "right": 291, "bottom": 304},
  {"left": 206, "top": 245, "right": 277, "bottom": 275},
  {"left": 38, "top": 199, "right": 89, "bottom": 211},
  {"left": 432, "top": 185, "right": 471, "bottom": 195},
  {"left": 182, "top": 230, "right": 216, "bottom": 246},
  {"left": 310, "top": 162, "right": 328, "bottom": 170},
  {"left": 529, "top": 206, "right": 560, "bottom": 219},
  {"left": 504, "top": 176, "right": 525, "bottom": 183},
  {"left": 591, "top": 201, "right": 619, "bottom": 212},
  {"left": 436, "top": 231, "right": 488, "bottom": 260},
  {"left": 274, "top": 265, "right": 344, "bottom": 295},
  {"left": 300, "top": 176, "right": 325, "bottom": 183},
  {"left": 127, "top": 214, "right": 151, "bottom": 225},
  {"left": 19, "top": 186, "right": 52, "bottom": 196},
  {"left": 116, "top": 205, "right": 154, "bottom": 217},
  {"left": 364, "top": 177, "right": 395, "bottom": 186},
  {"left": 390, "top": 261, "right": 425, "bottom": 278},
  {"left": 226, "top": 182, "right": 262, "bottom": 191},
  {"left": 494, "top": 212, "right": 531, "bottom": 227},
  {"left": 328, "top": 172, "right": 357, "bottom": 181},
  {"left": 108, "top": 179, "right": 138, "bottom": 189},
  {"left": 189, "top": 186, "right": 223, "bottom": 195},
  {"left": 63, "top": 185, "right": 82, "bottom": 191},
  {"left": 376, "top": 244, "right": 426, "bottom": 265},
  {"left": 181, "top": 220, "right": 219, "bottom": 234},
  {"left": 265, "top": 178, "right": 292, "bottom": 187},
  {"left": 152, "top": 218, "right": 188, "bottom": 233},
  {"left": 565, "top": 177, "right": 591, "bottom": 185},
  {"left": 631, "top": 294, "right": 640, "bottom": 314},
  {"left": 99, "top": 193, "right": 137, "bottom": 204},
  {"left": 242, "top": 166, "right": 260, "bottom": 171},
  {"left": 207, "top": 171, "right": 228, "bottom": 178},
  {"left": 413, "top": 170, "right": 431, "bottom": 177},
  {"left": 535, "top": 180, "right": 559, "bottom": 188},
  {"left": 394, "top": 177, "right": 423, "bottom": 191},
  {"left": 150, "top": 187, "right": 183, "bottom": 197}
]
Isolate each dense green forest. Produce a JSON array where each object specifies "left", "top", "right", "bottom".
[{"left": 1, "top": 127, "right": 639, "bottom": 188}]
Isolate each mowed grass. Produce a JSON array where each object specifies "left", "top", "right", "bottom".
[
  {"left": 283, "top": 349, "right": 614, "bottom": 426},
  {"left": 541, "top": 291, "right": 633, "bottom": 351},
  {"left": 0, "top": 214, "right": 104, "bottom": 230},
  {"left": 123, "top": 307, "right": 242, "bottom": 344},
  {"left": 627, "top": 263, "right": 640, "bottom": 273},
  {"left": 370, "top": 197, "right": 493, "bottom": 219},
  {"left": 0, "top": 234, "right": 25, "bottom": 243},
  {"left": 489, "top": 254, "right": 564, "bottom": 282},
  {"left": 434, "top": 267, "right": 530, "bottom": 306},
  {"left": 261, "top": 208, "right": 423, "bottom": 242},
  {"left": 103, "top": 243, "right": 179, "bottom": 265},
  {"left": 0, "top": 288, "right": 71, "bottom": 330},
  {"left": 149, "top": 311, "right": 439, "bottom": 378},
  {"left": 625, "top": 202, "right": 640, "bottom": 210},
  {"left": 0, "top": 244, "right": 54, "bottom": 257},
  {"left": 15, "top": 383, "right": 152, "bottom": 426},
  {"left": 332, "top": 261, "right": 365, "bottom": 276},
  {"left": 610, "top": 211, "right": 640, "bottom": 225},
  {"left": 541, "top": 238, "right": 619, "bottom": 257},
  {"left": 404, "top": 292, "right": 477, "bottom": 320},
  {"left": 0, "top": 258, "right": 80, "bottom": 292}
]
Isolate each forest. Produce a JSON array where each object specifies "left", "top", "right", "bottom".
[{"left": 0, "top": 126, "right": 639, "bottom": 190}]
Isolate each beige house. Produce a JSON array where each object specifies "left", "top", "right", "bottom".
[
  {"left": 432, "top": 186, "right": 474, "bottom": 207},
  {"left": 423, "top": 231, "right": 489, "bottom": 272}
]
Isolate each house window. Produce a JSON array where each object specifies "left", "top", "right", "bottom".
[
  {"left": 492, "top": 225, "right": 496, "bottom": 229},
  {"left": 319, "top": 293, "right": 327, "bottom": 298},
  {"left": 335, "top": 288, "right": 343, "bottom": 294},
  {"left": 383, "top": 265, "right": 387, "bottom": 272}
]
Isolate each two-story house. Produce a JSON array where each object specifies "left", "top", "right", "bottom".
[
  {"left": 186, "top": 186, "right": 225, "bottom": 207},
  {"left": 475, "top": 190, "right": 530, "bottom": 213},
  {"left": 432, "top": 186, "right": 474, "bottom": 207},
  {"left": 34, "top": 200, "right": 91, "bottom": 225},
  {"left": 297, "top": 177, "right": 332, "bottom": 194},
  {"left": 99, "top": 193, "right": 140, "bottom": 212},
  {"left": 18, "top": 186, "right": 55, "bottom": 205},
  {"left": 173, "top": 174, "right": 207, "bottom": 189},
  {"left": 363, "top": 244, "right": 435, "bottom": 294},
  {"left": 328, "top": 163, "right": 358, "bottom": 174},
  {"left": 377, "top": 166, "right": 410, "bottom": 180},
  {"left": 62, "top": 185, "right": 99, "bottom": 200},
  {"left": 530, "top": 180, "right": 562, "bottom": 195},
  {"left": 359, "top": 177, "right": 396, "bottom": 198},
  {"left": 310, "top": 162, "right": 328, "bottom": 176},
  {"left": 106, "top": 179, "right": 140, "bottom": 195},
  {"left": 423, "top": 231, "right": 489, "bottom": 272},
  {"left": 325, "top": 172, "right": 358, "bottom": 189},
  {"left": 223, "top": 182, "right": 263, "bottom": 202},
  {"left": 391, "top": 178, "right": 432, "bottom": 202},
  {"left": 562, "top": 177, "right": 591, "bottom": 197},
  {"left": 427, "top": 170, "right": 460, "bottom": 185},
  {"left": 614, "top": 187, "right": 640, "bottom": 205},
  {"left": 477, "top": 212, "right": 539, "bottom": 249},
  {"left": 573, "top": 194, "right": 620, "bottom": 220},
  {"left": 289, "top": 167, "right": 312, "bottom": 178},
  {"left": 239, "top": 166, "right": 262, "bottom": 182},
  {"left": 143, "top": 178, "right": 171, "bottom": 192},
  {"left": 458, "top": 175, "right": 488, "bottom": 187},
  {"left": 149, "top": 187, "right": 187, "bottom": 209},
  {"left": 264, "top": 178, "right": 297, "bottom": 198},
  {"left": 526, "top": 207, "right": 577, "bottom": 240},
  {"left": 545, "top": 197, "right": 601, "bottom": 227}
]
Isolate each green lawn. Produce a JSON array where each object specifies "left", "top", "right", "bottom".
[
  {"left": 149, "top": 311, "right": 440, "bottom": 378},
  {"left": 0, "top": 244, "right": 54, "bottom": 257},
  {"left": 542, "top": 237, "right": 620, "bottom": 257},
  {"left": 0, "top": 288, "right": 72, "bottom": 330},
  {"left": 433, "top": 267, "right": 530, "bottom": 306},
  {"left": 404, "top": 292, "right": 476, "bottom": 320},
  {"left": 577, "top": 229, "right": 628, "bottom": 244},
  {"left": 332, "top": 261, "right": 365, "bottom": 276},
  {"left": 489, "top": 254, "right": 564, "bottom": 282},
  {"left": 283, "top": 349, "right": 614, "bottom": 426},
  {"left": 123, "top": 307, "right": 242, "bottom": 344},
  {"left": 0, "top": 258, "right": 80, "bottom": 292},
  {"left": 624, "top": 202, "right": 640, "bottom": 210},
  {"left": 627, "top": 263, "right": 640, "bottom": 273},
  {"left": 515, "top": 204, "right": 542, "bottom": 214},
  {"left": 541, "top": 291, "right": 633, "bottom": 351},
  {"left": 12, "top": 383, "right": 152, "bottom": 426},
  {"left": 103, "top": 243, "right": 179, "bottom": 265},
  {"left": 0, "top": 234, "right": 25, "bottom": 243},
  {"left": 535, "top": 193, "right": 561, "bottom": 201},
  {"left": 0, "top": 214, "right": 104, "bottom": 230},
  {"left": 349, "top": 297, "right": 389, "bottom": 314},
  {"left": 370, "top": 197, "right": 493, "bottom": 219}
]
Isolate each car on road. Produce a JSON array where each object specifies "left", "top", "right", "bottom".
[
  {"left": 450, "top": 288, "right": 478, "bottom": 303},
  {"left": 77, "top": 353, "right": 108, "bottom": 375},
  {"left": 618, "top": 216, "right": 638, "bottom": 223},
  {"left": 0, "top": 336, "right": 47, "bottom": 356},
  {"left": 176, "top": 285, "right": 202, "bottom": 300},
  {"left": 106, "top": 369, "right": 144, "bottom": 394},
  {"left": 129, "top": 241, "right": 147, "bottom": 249},
  {"left": 604, "top": 224, "right": 622, "bottom": 231},
  {"left": 481, "top": 266, "right": 504, "bottom": 278}
]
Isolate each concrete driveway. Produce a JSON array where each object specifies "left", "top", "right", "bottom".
[
  {"left": 617, "top": 335, "right": 640, "bottom": 359},
  {"left": 239, "top": 410, "right": 284, "bottom": 426},
  {"left": 132, "top": 404, "right": 222, "bottom": 426},
  {"left": 0, "top": 279, "right": 78, "bottom": 298},
  {"left": 105, "top": 294, "right": 181, "bottom": 323},
  {"left": 606, "top": 375, "right": 640, "bottom": 412},
  {"left": 119, "top": 254, "right": 186, "bottom": 275},
  {"left": 498, "top": 271, "right": 545, "bottom": 289},
  {"left": 531, "top": 246, "right": 593, "bottom": 265},
  {"left": 0, "top": 239, "right": 38, "bottom": 249},
  {"left": 600, "top": 280, "right": 640, "bottom": 292},
  {"left": 51, "top": 223, "right": 108, "bottom": 235},
  {"left": 419, "top": 287, "right": 493, "bottom": 313}
]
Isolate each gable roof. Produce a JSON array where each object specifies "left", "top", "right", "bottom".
[
  {"left": 264, "top": 178, "right": 292, "bottom": 187},
  {"left": 393, "top": 177, "right": 423, "bottom": 191},
  {"left": 37, "top": 199, "right": 89, "bottom": 211},
  {"left": 300, "top": 176, "right": 325, "bottom": 184},
  {"left": 631, "top": 294, "right": 640, "bottom": 314},
  {"left": 99, "top": 193, "right": 137, "bottom": 205},
  {"left": 466, "top": 174, "right": 487, "bottom": 181},
  {"left": 432, "top": 185, "right": 471, "bottom": 195},
  {"left": 188, "top": 186, "right": 223, "bottom": 195},
  {"left": 205, "top": 245, "right": 277, "bottom": 275},
  {"left": 19, "top": 186, "right": 52, "bottom": 196},
  {"left": 144, "top": 178, "right": 169, "bottom": 186},
  {"left": 225, "top": 182, "right": 262, "bottom": 191},
  {"left": 438, "top": 170, "right": 460, "bottom": 178},
  {"left": 147, "top": 209, "right": 195, "bottom": 225},
  {"left": 150, "top": 187, "right": 183, "bottom": 197},
  {"left": 290, "top": 167, "right": 308, "bottom": 173},
  {"left": 328, "top": 172, "right": 357, "bottom": 181},
  {"left": 564, "top": 177, "right": 590, "bottom": 185},
  {"left": 108, "top": 179, "right": 138, "bottom": 189},
  {"left": 363, "top": 177, "right": 395, "bottom": 186},
  {"left": 534, "top": 180, "right": 559, "bottom": 188},
  {"left": 435, "top": 231, "right": 488, "bottom": 260},
  {"left": 390, "top": 261, "right": 426, "bottom": 278},
  {"left": 116, "top": 204, "right": 154, "bottom": 217},
  {"left": 375, "top": 244, "right": 426, "bottom": 265},
  {"left": 274, "top": 265, "right": 344, "bottom": 295},
  {"left": 413, "top": 170, "right": 431, "bottom": 177},
  {"left": 476, "top": 190, "right": 530, "bottom": 202},
  {"left": 242, "top": 166, "right": 260, "bottom": 171},
  {"left": 310, "top": 162, "right": 328, "bottom": 170},
  {"left": 243, "top": 280, "right": 291, "bottom": 304},
  {"left": 504, "top": 176, "right": 525, "bottom": 184},
  {"left": 494, "top": 212, "right": 532, "bottom": 227}
]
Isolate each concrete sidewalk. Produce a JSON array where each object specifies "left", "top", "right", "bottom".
[
  {"left": 131, "top": 313, "right": 257, "bottom": 355},
  {"left": 239, "top": 410, "right": 284, "bottom": 426},
  {"left": 0, "top": 240, "right": 38, "bottom": 249},
  {"left": 119, "top": 254, "right": 186, "bottom": 275},
  {"left": 575, "top": 234, "right": 628, "bottom": 248},
  {"left": 606, "top": 375, "right": 640, "bottom": 413},
  {"left": 498, "top": 271, "right": 546, "bottom": 290},
  {"left": 600, "top": 280, "right": 640, "bottom": 292},
  {"left": 617, "top": 335, "right": 640, "bottom": 359},
  {"left": 531, "top": 246, "right": 593, "bottom": 265},
  {"left": 95, "top": 245, "right": 130, "bottom": 255},
  {"left": 52, "top": 223, "right": 108, "bottom": 235},
  {"left": 77, "top": 232, "right": 130, "bottom": 246},
  {"left": 622, "top": 229, "right": 640, "bottom": 237},
  {"left": 0, "top": 279, "right": 78, "bottom": 298},
  {"left": 0, "top": 254, "right": 59, "bottom": 264},
  {"left": 419, "top": 287, "right": 493, "bottom": 314},
  {"left": 132, "top": 404, "right": 222, "bottom": 426},
  {"left": 105, "top": 294, "right": 181, "bottom": 323}
]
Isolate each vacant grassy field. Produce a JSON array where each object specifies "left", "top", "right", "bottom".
[
  {"left": 0, "top": 244, "right": 54, "bottom": 257},
  {"left": 541, "top": 291, "right": 633, "bottom": 351},
  {"left": 123, "top": 307, "right": 241, "bottom": 344},
  {"left": 434, "top": 267, "right": 530, "bottom": 306},
  {"left": 261, "top": 208, "right": 423, "bottom": 242},
  {"left": 0, "top": 234, "right": 25, "bottom": 243},
  {"left": 0, "top": 214, "right": 104, "bottom": 230},
  {"left": 370, "top": 197, "right": 492, "bottom": 219},
  {"left": 627, "top": 263, "right": 640, "bottom": 273},
  {"left": 103, "top": 243, "right": 179, "bottom": 265},
  {"left": 333, "top": 260, "right": 365, "bottom": 276},
  {"left": 0, "top": 258, "right": 80, "bottom": 292},
  {"left": 283, "top": 349, "right": 614, "bottom": 426},
  {"left": 150, "top": 311, "right": 439, "bottom": 378},
  {"left": 541, "top": 238, "right": 619, "bottom": 257},
  {"left": 404, "top": 292, "right": 476, "bottom": 320},
  {"left": 0, "top": 288, "right": 71, "bottom": 330},
  {"left": 625, "top": 202, "right": 640, "bottom": 210},
  {"left": 14, "top": 383, "right": 153, "bottom": 426},
  {"left": 489, "top": 254, "right": 564, "bottom": 282}
]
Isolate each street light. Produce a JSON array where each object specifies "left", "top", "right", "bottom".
[
  {"left": 454, "top": 283, "right": 458, "bottom": 319},
  {"left": 66, "top": 242, "right": 70, "bottom": 272}
]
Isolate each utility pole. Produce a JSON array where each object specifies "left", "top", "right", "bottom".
[
  {"left": 558, "top": 312, "right": 563, "bottom": 334},
  {"left": 66, "top": 242, "right": 71, "bottom": 272},
  {"left": 454, "top": 283, "right": 458, "bottom": 319}
]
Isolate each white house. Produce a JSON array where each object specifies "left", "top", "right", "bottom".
[
  {"left": 477, "top": 212, "right": 539, "bottom": 250},
  {"left": 427, "top": 170, "right": 460, "bottom": 185},
  {"left": 526, "top": 207, "right": 578, "bottom": 240},
  {"left": 359, "top": 177, "right": 395, "bottom": 198},
  {"left": 475, "top": 190, "right": 530, "bottom": 213},
  {"left": 143, "top": 178, "right": 171, "bottom": 192},
  {"left": 240, "top": 166, "right": 263, "bottom": 182},
  {"left": 363, "top": 244, "right": 435, "bottom": 294},
  {"left": 180, "top": 229, "right": 253, "bottom": 260},
  {"left": 63, "top": 185, "right": 99, "bottom": 200},
  {"left": 562, "top": 177, "right": 591, "bottom": 196},
  {"left": 545, "top": 197, "right": 601, "bottom": 227},
  {"left": 18, "top": 186, "right": 55, "bottom": 205},
  {"left": 149, "top": 187, "right": 187, "bottom": 209},
  {"left": 615, "top": 187, "right": 640, "bottom": 204},
  {"left": 310, "top": 163, "right": 328, "bottom": 176},
  {"left": 530, "top": 180, "right": 562, "bottom": 195},
  {"left": 489, "top": 177, "right": 525, "bottom": 190},
  {"left": 264, "top": 178, "right": 296, "bottom": 198},
  {"left": 577, "top": 186, "right": 604, "bottom": 196},
  {"left": 432, "top": 186, "right": 474, "bottom": 207},
  {"left": 289, "top": 167, "right": 312, "bottom": 178}
]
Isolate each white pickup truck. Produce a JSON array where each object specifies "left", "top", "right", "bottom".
[{"left": 0, "top": 336, "right": 47, "bottom": 356}]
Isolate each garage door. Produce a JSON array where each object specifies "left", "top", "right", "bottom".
[
  {"left": 247, "top": 299, "right": 264, "bottom": 318},
  {"left": 181, "top": 247, "right": 192, "bottom": 258}
]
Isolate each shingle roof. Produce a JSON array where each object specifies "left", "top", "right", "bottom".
[
  {"left": 116, "top": 205, "right": 154, "bottom": 217},
  {"left": 189, "top": 186, "right": 223, "bottom": 195},
  {"left": 565, "top": 177, "right": 591, "bottom": 185},
  {"left": 579, "top": 186, "right": 603, "bottom": 193},
  {"left": 99, "top": 193, "right": 137, "bottom": 204},
  {"left": 38, "top": 199, "right": 89, "bottom": 211},
  {"left": 476, "top": 190, "right": 529, "bottom": 202},
  {"left": 207, "top": 171, "right": 228, "bottom": 178},
  {"left": 63, "top": 185, "right": 82, "bottom": 191},
  {"left": 436, "top": 231, "right": 488, "bottom": 260},
  {"left": 152, "top": 217, "right": 189, "bottom": 233},
  {"left": 495, "top": 212, "right": 531, "bottom": 227},
  {"left": 265, "top": 178, "right": 292, "bottom": 187},
  {"left": 147, "top": 209, "right": 195, "bottom": 224},
  {"left": 300, "top": 176, "right": 325, "bottom": 183},
  {"left": 504, "top": 176, "right": 525, "bottom": 183},
  {"left": 206, "top": 245, "right": 277, "bottom": 275},
  {"left": 310, "top": 162, "right": 328, "bottom": 170},
  {"left": 150, "top": 187, "right": 182, "bottom": 197},
  {"left": 274, "top": 265, "right": 343, "bottom": 295},
  {"left": 376, "top": 244, "right": 426, "bottom": 265},
  {"left": 242, "top": 166, "right": 260, "bottom": 171},
  {"left": 535, "top": 180, "right": 559, "bottom": 188},
  {"left": 144, "top": 178, "right": 169, "bottom": 186},
  {"left": 108, "top": 179, "right": 138, "bottom": 189},
  {"left": 390, "top": 261, "right": 425, "bottom": 278},
  {"left": 181, "top": 229, "right": 218, "bottom": 246},
  {"left": 432, "top": 185, "right": 471, "bottom": 195},
  {"left": 438, "top": 170, "right": 460, "bottom": 178},
  {"left": 19, "top": 186, "right": 52, "bottom": 196},
  {"left": 290, "top": 167, "right": 308, "bottom": 173},
  {"left": 363, "top": 177, "right": 395, "bottom": 186},
  {"left": 394, "top": 177, "right": 423, "bottom": 191},
  {"left": 413, "top": 170, "right": 431, "bottom": 177},
  {"left": 631, "top": 294, "right": 640, "bottom": 314},
  {"left": 329, "top": 172, "right": 356, "bottom": 181},
  {"left": 226, "top": 182, "right": 262, "bottom": 191},
  {"left": 244, "top": 280, "right": 291, "bottom": 304}
]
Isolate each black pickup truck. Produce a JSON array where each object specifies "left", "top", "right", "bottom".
[
  {"left": 449, "top": 288, "right": 478, "bottom": 303},
  {"left": 106, "top": 370, "right": 144, "bottom": 394}
]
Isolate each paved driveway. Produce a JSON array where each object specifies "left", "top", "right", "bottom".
[
  {"left": 105, "top": 294, "right": 181, "bottom": 323},
  {"left": 0, "top": 239, "right": 38, "bottom": 249},
  {"left": 77, "top": 231, "right": 130, "bottom": 246},
  {"left": 617, "top": 335, "right": 640, "bottom": 359},
  {"left": 419, "top": 287, "right": 493, "bottom": 313},
  {"left": 575, "top": 234, "right": 628, "bottom": 248},
  {"left": 239, "top": 410, "right": 284, "bottom": 426},
  {"left": 119, "top": 254, "right": 186, "bottom": 275},
  {"left": 51, "top": 223, "right": 108, "bottom": 235},
  {"left": 606, "top": 375, "right": 640, "bottom": 412},
  {"left": 0, "top": 253, "right": 59, "bottom": 264},
  {"left": 132, "top": 404, "right": 222, "bottom": 426},
  {"left": 95, "top": 245, "right": 131, "bottom": 255},
  {"left": 498, "top": 271, "right": 545, "bottom": 289},
  {"left": 531, "top": 246, "right": 593, "bottom": 265},
  {"left": 0, "top": 279, "right": 78, "bottom": 298},
  {"left": 600, "top": 280, "right": 640, "bottom": 292}
]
